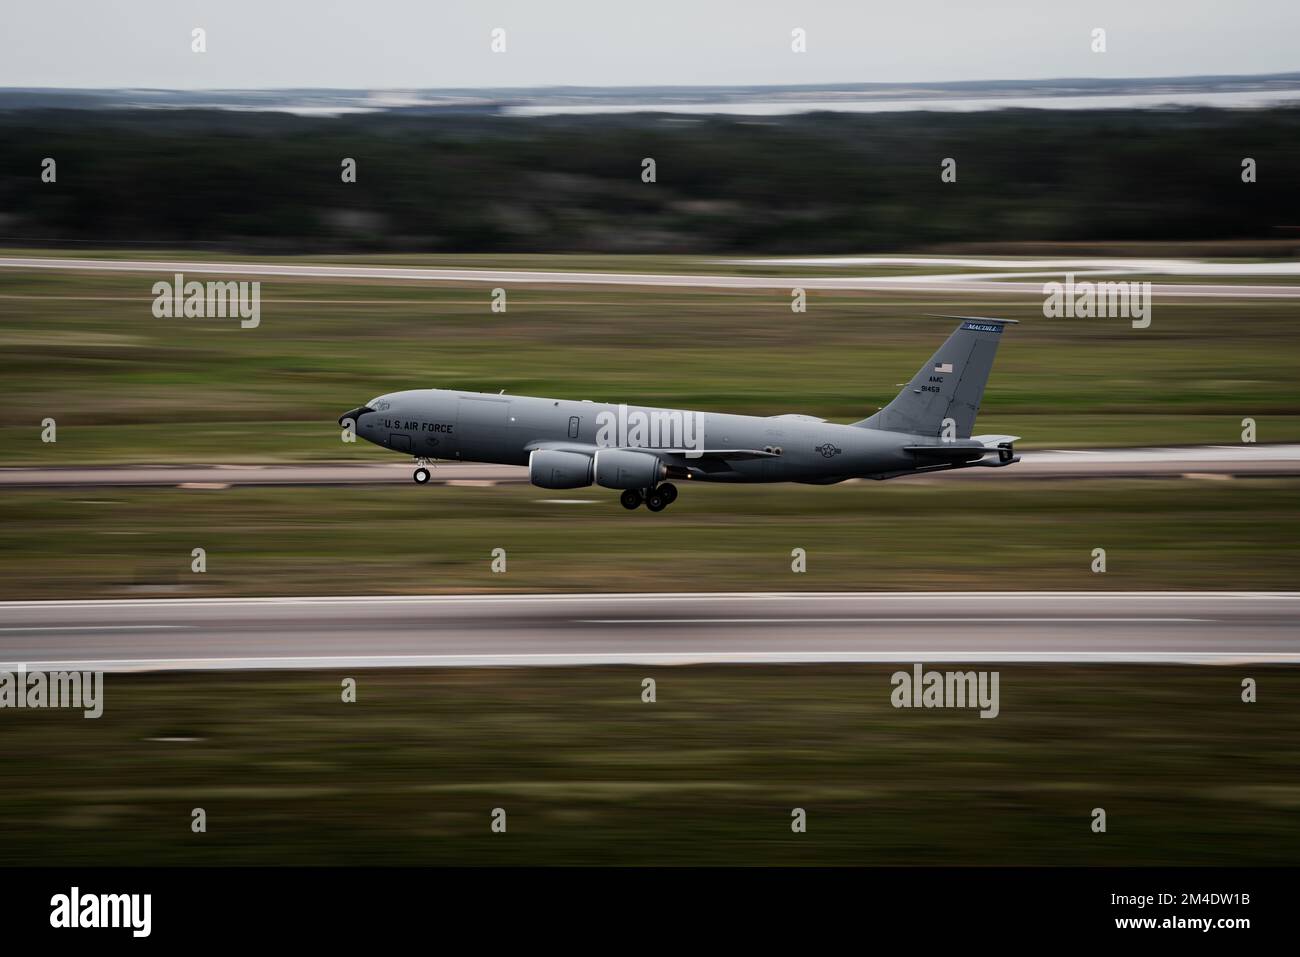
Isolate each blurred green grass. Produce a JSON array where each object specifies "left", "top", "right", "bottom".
[
  {"left": 1, "top": 261, "right": 1297, "bottom": 464},
  {"left": 3, "top": 254, "right": 1296, "bottom": 870},
  {"left": 2, "top": 480, "right": 1296, "bottom": 598},
  {"left": 0, "top": 666, "right": 1294, "bottom": 866}
]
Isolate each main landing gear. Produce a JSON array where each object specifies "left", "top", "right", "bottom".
[
  {"left": 412, "top": 458, "right": 432, "bottom": 484},
  {"left": 621, "top": 483, "right": 678, "bottom": 512}
]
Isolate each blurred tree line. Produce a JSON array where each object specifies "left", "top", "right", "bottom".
[{"left": 1, "top": 107, "right": 1297, "bottom": 252}]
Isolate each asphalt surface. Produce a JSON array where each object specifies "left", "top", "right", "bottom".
[
  {"left": 3, "top": 445, "right": 1296, "bottom": 488},
  {"left": 3, "top": 255, "right": 1299, "bottom": 298},
  {"left": 1, "top": 592, "right": 1295, "bottom": 671}
]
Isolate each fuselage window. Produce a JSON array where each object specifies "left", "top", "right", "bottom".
[{"left": 568, "top": 416, "right": 580, "bottom": 439}]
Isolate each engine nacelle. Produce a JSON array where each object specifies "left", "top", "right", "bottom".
[
  {"left": 593, "top": 449, "right": 667, "bottom": 490},
  {"left": 529, "top": 449, "right": 594, "bottom": 489}
]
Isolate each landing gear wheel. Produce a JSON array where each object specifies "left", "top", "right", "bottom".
[
  {"left": 620, "top": 489, "right": 643, "bottom": 510},
  {"left": 658, "top": 482, "right": 678, "bottom": 504},
  {"left": 645, "top": 489, "right": 668, "bottom": 512},
  {"left": 413, "top": 467, "right": 431, "bottom": 484}
]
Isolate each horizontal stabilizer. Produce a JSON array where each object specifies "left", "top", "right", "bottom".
[{"left": 903, "top": 444, "right": 995, "bottom": 459}]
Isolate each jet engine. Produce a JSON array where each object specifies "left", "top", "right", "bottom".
[
  {"left": 593, "top": 449, "right": 667, "bottom": 490},
  {"left": 528, "top": 449, "right": 594, "bottom": 489}
]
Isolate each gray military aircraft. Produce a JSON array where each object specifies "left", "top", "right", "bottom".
[{"left": 339, "top": 317, "right": 1020, "bottom": 511}]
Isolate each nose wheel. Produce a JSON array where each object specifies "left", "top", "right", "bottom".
[{"left": 412, "top": 458, "right": 433, "bottom": 485}]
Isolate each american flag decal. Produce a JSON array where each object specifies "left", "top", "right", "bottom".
[{"left": 934, "top": 362, "right": 953, "bottom": 374}]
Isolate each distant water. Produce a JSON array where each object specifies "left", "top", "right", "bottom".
[{"left": 506, "top": 88, "right": 1300, "bottom": 117}]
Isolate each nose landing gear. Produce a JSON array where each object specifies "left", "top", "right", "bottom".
[{"left": 412, "top": 458, "right": 433, "bottom": 484}]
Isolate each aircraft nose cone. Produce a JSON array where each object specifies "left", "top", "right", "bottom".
[{"left": 339, "top": 405, "right": 374, "bottom": 427}]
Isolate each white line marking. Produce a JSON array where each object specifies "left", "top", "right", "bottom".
[
  {"left": 6, "top": 257, "right": 1300, "bottom": 298},
  {"left": 0, "top": 591, "right": 1295, "bottom": 609},
  {"left": 19, "top": 651, "right": 1300, "bottom": 672},
  {"left": 0, "top": 624, "right": 187, "bottom": 632},
  {"left": 578, "top": 617, "right": 1215, "bottom": 624}
]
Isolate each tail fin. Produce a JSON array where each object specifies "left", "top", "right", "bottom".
[{"left": 854, "top": 317, "right": 1016, "bottom": 438}]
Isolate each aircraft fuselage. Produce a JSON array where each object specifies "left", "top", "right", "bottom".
[
  {"left": 348, "top": 388, "right": 919, "bottom": 484},
  {"left": 339, "top": 317, "right": 1021, "bottom": 509}
]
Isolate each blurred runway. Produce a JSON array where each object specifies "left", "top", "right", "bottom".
[
  {"left": 3, "top": 255, "right": 1300, "bottom": 298},
  {"left": 3, "top": 445, "right": 1297, "bottom": 488},
  {"left": 2, "top": 592, "right": 1296, "bottom": 671}
]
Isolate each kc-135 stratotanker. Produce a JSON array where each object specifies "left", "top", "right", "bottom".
[{"left": 339, "top": 317, "right": 1020, "bottom": 511}]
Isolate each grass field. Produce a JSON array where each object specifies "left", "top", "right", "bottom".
[
  {"left": 3, "top": 253, "right": 1296, "bottom": 869},
  {"left": 1, "top": 666, "right": 1295, "bottom": 866},
  {"left": 2, "top": 479, "right": 1296, "bottom": 598},
  {"left": 1, "top": 258, "right": 1298, "bottom": 465}
]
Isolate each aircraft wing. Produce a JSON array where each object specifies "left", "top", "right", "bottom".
[
  {"left": 653, "top": 448, "right": 780, "bottom": 461},
  {"left": 525, "top": 440, "right": 778, "bottom": 461}
]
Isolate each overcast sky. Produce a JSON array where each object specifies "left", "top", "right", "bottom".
[{"left": 2, "top": 0, "right": 1296, "bottom": 89}]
